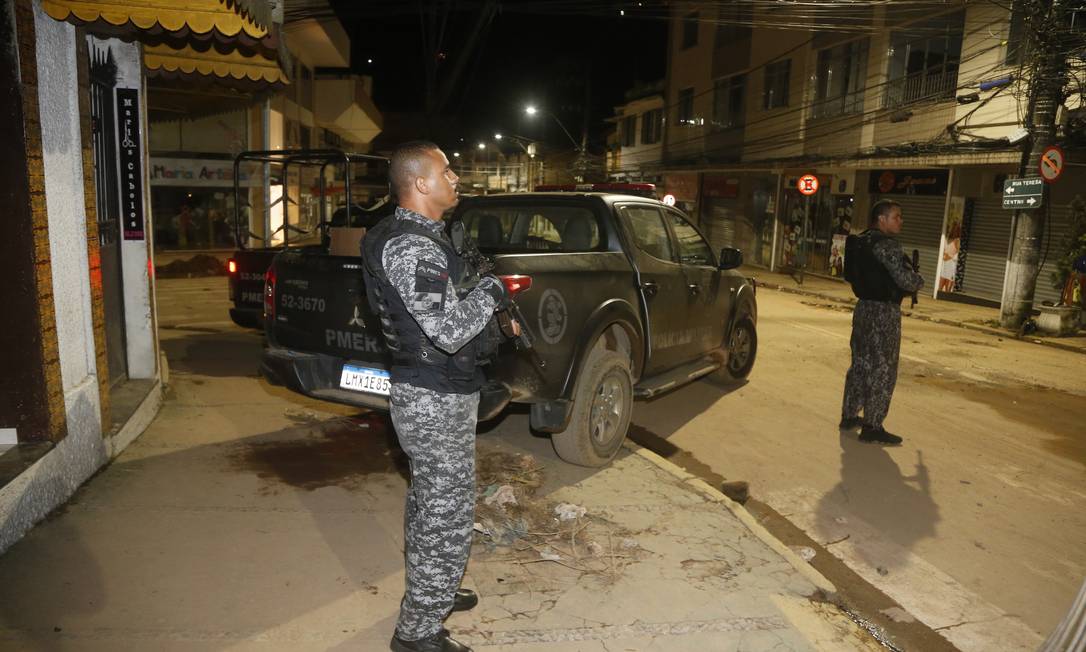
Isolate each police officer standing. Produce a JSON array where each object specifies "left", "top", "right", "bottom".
[
  {"left": 840, "top": 199, "right": 924, "bottom": 445},
  {"left": 362, "top": 141, "right": 508, "bottom": 652}
]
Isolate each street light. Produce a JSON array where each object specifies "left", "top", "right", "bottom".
[
  {"left": 524, "top": 105, "right": 580, "bottom": 151},
  {"left": 494, "top": 133, "right": 503, "bottom": 140}
]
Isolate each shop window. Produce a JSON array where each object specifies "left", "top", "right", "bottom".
[
  {"left": 763, "top": 60, "right": 791, "bottom": 110},
  {"left": 622, "top": 114, "right": 637, "bottom": 147},
  {"left": 641, "top": 108, "right": 663, "bottom": 144},
  {"left": 716, "top": 3, "right": 752, "bottom": 47},
  {"left": 884, "top": 11, "right": 965, "bottom": 107},
  {"left": 682, "top": 11, "right": 699, "bottom": 49},
  {"left": 676, "top": 87, "right": 696, "bottom": 126},
  {"left": 813, "top": 39, "right": 869, "bottom": 118},
  {"left": 713, "top": 74, "right": 746, "bottom": 129}
]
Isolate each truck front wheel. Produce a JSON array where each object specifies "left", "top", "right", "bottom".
[{"left": 552, "top": 349, "right": 633, "bottom": 467}]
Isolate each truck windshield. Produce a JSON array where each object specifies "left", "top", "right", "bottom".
[{"left": 459, "top": 204, "right": 603, "bottom": 253}]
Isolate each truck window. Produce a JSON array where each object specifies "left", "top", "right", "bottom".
[
  {"left": 667, "top": 211, "right": 714, "bottom": 266},
  {"left": 461, "top": 205, "right": 601, "bottom": 253},
  {"left": 620, "top": 205, "right": 674, "bottom": 262}
]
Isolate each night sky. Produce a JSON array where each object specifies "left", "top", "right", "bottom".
[{"left": 331, "top": 3, "right": 668, "bottom": 154}]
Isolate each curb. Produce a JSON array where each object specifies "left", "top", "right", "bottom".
[
  {"left": 621, "top": 440, "right": 838, "bottom": 600},
  {"left": 757, "top": 279, "right": 1086, "bottom": 356}
]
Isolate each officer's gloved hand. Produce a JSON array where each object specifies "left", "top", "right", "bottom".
[{"left": 477, "top": 275, "right": 507, "bottom": 306}]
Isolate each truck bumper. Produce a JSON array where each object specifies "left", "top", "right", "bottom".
[
  {"left": 260, "top": 346, "right": 512, "bottom": 420},
  {"left": 229, "top": 306, "right": 264, "bottom": 329}
]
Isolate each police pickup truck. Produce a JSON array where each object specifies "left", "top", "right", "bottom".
[{"left": 261, "top": 192, "right": 758, "bottom": 466}]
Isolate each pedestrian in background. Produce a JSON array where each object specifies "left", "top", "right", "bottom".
[
  {"left": 361, "top": 141, "right": 510, "bottom": 652},
  {"left": 841, "top": 199, "right": 925, "bottom": 445}
]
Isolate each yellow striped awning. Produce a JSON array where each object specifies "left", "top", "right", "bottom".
[
  {"left": 143, "top": 42, "right": 287, "bottom": 85},
  {"left": 41, "top": 0, "right": 268, "bottom": 41}
]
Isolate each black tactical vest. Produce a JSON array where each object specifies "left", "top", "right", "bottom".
[
  {"left": 844, "top": 230, "right": 906, "bottom": 303},
  {"left": 361, "top": 213, "right": 486, "bottom": 394}
]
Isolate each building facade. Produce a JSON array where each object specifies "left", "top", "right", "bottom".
[
  {"left": 654, "top": 1, "right": 1083, "bottom": 307},
  {"left": 0, "top": 0, "right": 286, "bottom": 554}
]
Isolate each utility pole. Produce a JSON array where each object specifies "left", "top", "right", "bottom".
[{"left": 1000, "top": 0, "right": 1072, "bottom": 328}]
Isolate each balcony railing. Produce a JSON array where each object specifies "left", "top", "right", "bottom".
[{"left": 883, "top": 68, "right": 958, "bottom": 108}]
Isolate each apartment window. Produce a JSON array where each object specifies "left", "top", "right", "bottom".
[
  {"left": 763, "top": 60, "right": 791, "bottom": 110},
  {"left": 884, "top": 11, "right": 965, "bottom": 107},
  {"left": 682, "top": 11, "right": 699, "bottom": 49},
  {"left": 641, "top": 108, "right": 663, "bottom": 144},
  {"left": 813, "top": 39, "right": 869, "bottom": 118},
  {"left": 712, "top": 74, "right": 746, "bottom": 129},
  {"left": 677, "top": 87, "right": 695, "bottom": 125},
  {"left": 622, "top": 115, "right": 637, "bottom": 147},
  {"left": 716, "top": 3, "right": 752, "bottom": 47}
]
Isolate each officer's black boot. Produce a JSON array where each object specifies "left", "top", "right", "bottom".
[
  {"left": 838, "top": 415, "right": 863, "bottom": 430},
  {"left": 451, "top": 589, "right": 478, "bottom": 612},
  {"left": 859, "top": 425, "right": 903, "bottom": 445},
  {"left": 391, "top": 628, "right": 472, "bottom": 652}
]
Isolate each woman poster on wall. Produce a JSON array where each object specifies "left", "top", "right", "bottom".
[{"left": 939, "top": 197, "right": 973, "bottom": 293}]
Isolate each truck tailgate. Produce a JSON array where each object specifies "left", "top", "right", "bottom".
[{"left": 269, "top": 250, "right": 388, "bottom": 366}]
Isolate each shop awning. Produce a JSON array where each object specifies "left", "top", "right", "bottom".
[
  {"left": 41, "top": 0, "right": 272, "bottom": 40},
  {"left": 143, "top": 42, "right": 286, "bottom": 85}
]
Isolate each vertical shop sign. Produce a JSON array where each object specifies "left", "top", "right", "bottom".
[{"left": 117, "top": 88, "right": 145, "bottom": 240}]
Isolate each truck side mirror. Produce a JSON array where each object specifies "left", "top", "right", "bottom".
[{"left": 719, "top": 247, "right": 743, "bottom": 270}]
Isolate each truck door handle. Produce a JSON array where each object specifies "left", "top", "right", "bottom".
[
  {"left": 641, "top": 281, "right": 658, "bottom": 296},
  {"left": 687, "top": 284, "right": 700, "bottom": 295}
]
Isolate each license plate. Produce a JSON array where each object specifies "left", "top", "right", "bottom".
[{"left": 339, "top": 364, "right": 391, "bottom": 396}]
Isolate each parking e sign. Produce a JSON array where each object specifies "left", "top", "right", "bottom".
[{"left": 797, "top": 174, "right": 819, "bottom": 196}]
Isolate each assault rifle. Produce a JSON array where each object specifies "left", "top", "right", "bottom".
[
  {"left": 910, "top": 249, "right": 920, "bottom": 308},
  {"left": 449, "top": 221, "right": 546, "bottom": 369}
]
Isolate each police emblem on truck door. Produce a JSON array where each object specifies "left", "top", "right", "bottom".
[{"left": 537, "top": 289, "right": 568, "bottom": 344}]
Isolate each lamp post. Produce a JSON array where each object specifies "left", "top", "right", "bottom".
[{"left": 526, "top": 105, "right": 589, "bottom": 182}]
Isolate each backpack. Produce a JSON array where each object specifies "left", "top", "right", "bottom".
[{"left": 843, "top": 234, "right": 862, "bottom": 285}]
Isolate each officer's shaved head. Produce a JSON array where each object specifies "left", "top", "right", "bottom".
[
  {"left": 869, "top": 199, "right": 901, "bottom": 226},
  {"left": 389, "top": 140, "right": 441, "bottom": 200}
]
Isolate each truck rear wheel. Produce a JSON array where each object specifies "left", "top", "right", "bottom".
[{"left": 552, "top": 349, "right": 632, "bottom": 467}]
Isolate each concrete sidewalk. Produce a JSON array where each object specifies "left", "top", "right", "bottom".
[
  {"left": 0, "top": 331, "right": 882, "bottom": 651},
  {"left": 743, "top": 266, "right": 1086, "bottom": 355}
]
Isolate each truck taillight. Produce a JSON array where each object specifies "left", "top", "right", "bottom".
[
  {"left": 499, "top": 275, "right": 532, "bottom": 297},
  {"left": 228, "top": 259, "right": 237, "bottom": 274},
  {"left": 264, "top": 266, "right": 276, "bottom": 319}
]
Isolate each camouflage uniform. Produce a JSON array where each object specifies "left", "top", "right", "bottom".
[
  {"left": 842, "top": 237, "right": 924, "bottom": 429},
  {"left": 381, "top": 207, "right": 500, "bottom": 641}
]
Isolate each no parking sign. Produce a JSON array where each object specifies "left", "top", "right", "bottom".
[{"left": 1039, "top": 145, "right": 1065, "bottom": 183}]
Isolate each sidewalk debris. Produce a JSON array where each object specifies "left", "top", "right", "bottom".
[
  {"left": 555, "top": 503, "right": 587, "bottom": 521},
  {"left": 473, "top": 446, "right": 642, "bottom": 580},
  {"left": 790, "top": 545, "right": 817, "bottom": 562}
]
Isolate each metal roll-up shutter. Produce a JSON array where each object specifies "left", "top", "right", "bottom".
[
  {"left": 959, "top": 198, "right": 1012, "bottom": 302},
  {"left": 872, "top": 194, "right": 946, "bottom": 285}
]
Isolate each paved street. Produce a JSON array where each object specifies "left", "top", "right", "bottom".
[
  {"left": 0, "top": 277, "right": 883, "bottom": 651},
  {"left": 631, "top": 287, "right": 1085, "bottom": 651}
]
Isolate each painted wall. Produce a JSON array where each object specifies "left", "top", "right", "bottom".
[
  {"left": 104, "top": 36, "right": 156, "bottom": 380},
  {"left": 742, "top": 10, "right": 809, "bottom": 162},
  {"left": 664, "top": 2, "right": 713, "bottom": 162}
]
